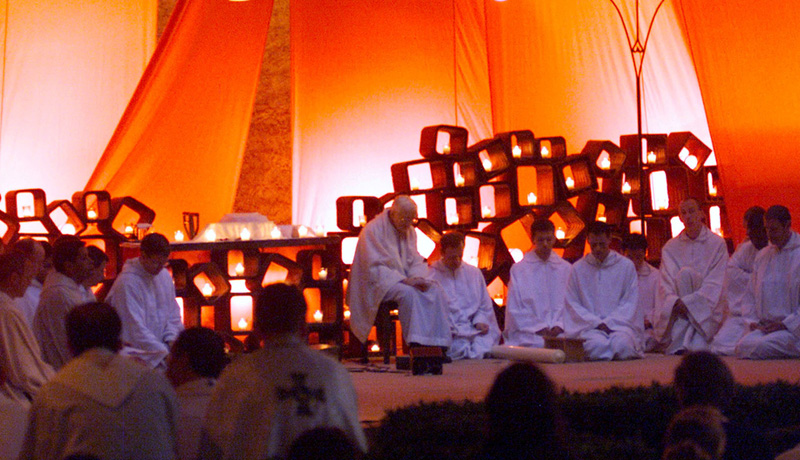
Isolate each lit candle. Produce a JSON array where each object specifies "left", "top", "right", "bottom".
[
  {"left": 318, "top": 267, "right": 328, "bottom": 280},
  {"left": 565, "top": 177, "right": 575, "bottom": 189},
  {"left": 527, "top": 192, "right": 538, "bottom": 205},
  {"left": 87, "top": 209, "right": 97, "bottom": 220},
  {"left": 20, "top": 206, "right": 33, "bottom": 218},
  {"left": 455, "top": 173, "right": 465, "bottom": 187},
  {"left": 271, "top": 226, "right": 282, "bottom": 239},
  {"left": 313, "top": 310, "right": 323, "bottom": 322},
  {"left": 358, "top": 215, "right": 367, "bottom": 227},
  {"left": 512, "top": 145, "right": 522, "bottom": 159},
  {"left": 482, "top": 206, "right": 493, "bottom": 218},
  {"left": 297, "top": 225, "right": 308, "bottom": 237},
  {"left": 201, "top": 283, "right": 213, "bottom": 297},
  {"left": 599, "top": 157, "right": 611, "bottom": 170},
  {"left": 493, "top": 294, "right": 505, "bottom": 306},
  {"left": 482, "top": 158, "right": 493, "bottom": 171},
  {"left": 174, "top": 230, "right": 185, "bottom": 242},
  {"left": 240, "top": 227, "right": 251, "bottom": 240},
  {"left": 344, "top": 309, "right": 351, "bottom": 320},
  {"left": 61, "top": 223, "right": 76, "bottom": 235},
  {"left": 124, "top": 224, "right": 134, "bottom": 235},
  {"left": 622, "top": 181, "right": 632, "bottom": 194},
  {"left": 235, "top": 263, "right": 245, "bottom": 276},
  {"left": 205, "top": 228, "right": 217, "bottom": 242},
  {"left": 314, "top": 225, "right": 326, "bottom": 236},
  {"left": 685, "top": 155, "right": 698, "bottom": 170},
  {"left": 443, "top": 144, "right": 451, "bottom": 155},
  {"left": 410, "top": 177, "right": 420, "bottom": 191},
  {"left": 540, "top": 145, "right": 550, "bottom": 158},
  {"left": 370, "top": 343, "right": 381, "bottom": 352},
  {"left": 447, "top": 213, "right": 460, "bottom": 226},
  {"left": 597, "top": 215, "right": 607, "bottom": 223},
  {"left": 238, "top": 317, "right": 248, "bottom": 330},
  {"left": 556, "top": 228, "right": 566, "bottom": 240},
  {"left": 647, "top": 151, "right": 657, "bottom": 164}
]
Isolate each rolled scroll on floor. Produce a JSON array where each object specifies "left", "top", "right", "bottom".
[{"left": 490, "top": 345, "right": 566, "bottom": 364}]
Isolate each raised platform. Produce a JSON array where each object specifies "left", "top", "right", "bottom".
[{"left": 347, "top": 354, "right": 800, "bottom": 423}]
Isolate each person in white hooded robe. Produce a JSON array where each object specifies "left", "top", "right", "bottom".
[
  {"left": 735, "top": 205, "right": 800, "bottom": 359},
  {"left": 347, "top": 195, "right": 452, "bottom": 349},
  {"left": 654, "top": 199, "right": 728, "bottom": 355},
  {"left": 622, "top": 233, "right": 660, "bottom": 352},
  {"left": 427, "top": 232, "right": 500, "bottom": 359},
  {"left": 564, "top": 221, "right": 642, "bottom": 360},
  {"left": 503, "top": 219, "right": 572, "bottom": 348},
  {"left": 106, "top": 232, "right": 184, "bottom": 368}
]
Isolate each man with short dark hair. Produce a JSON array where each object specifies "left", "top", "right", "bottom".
[
  {"left": 564, "top": 221, "right": 641, "bottom": 360},
  {"left": 504, "top": 219, "right": 572, "bottom": 347},
  {"left": 199, "top": 283, "right": 366, "bottom": 460},
  {"left": 622, "top": 233, "right": 660, "bottom": 351},
  {"left": 427, "top": 232, "right": 500, "bottom": 359},
  {"left": 19, "top": 302, "right": 178, "bottom": 460},
  {"left": 735, "top": 205, "right": 800, "bottom": 359},
  {"left": 34, "top": 235, "right": 96, "bottom": 369},
  {"left": 106, "top": 232, "right": 184, "bottom": 368},
  {"left": 654, "top": 198, "right": 728, "bottom": 354}
]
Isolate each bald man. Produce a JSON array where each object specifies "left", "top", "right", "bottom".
[
  {"left": 654, "top": 199, "right": 728, "bottom": 354},
  {"left": 347, "top": 196, "right": 452, "bottom": 350}
]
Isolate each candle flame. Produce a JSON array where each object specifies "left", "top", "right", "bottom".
[
  {"left": 238, "top": 317, "right": 248, "bottom": 330},
  {"left": 174, "top": 230, "right": 185, "bottom": 242},
  {"left": 527, "top": 192, "right": 538, "bottom": 205},
  {"left": 240, "top": 227, "right": 251, "bottom": 240},
  {"left": 201, "top": 283, "right": 213, "bottom": 297},
  {"left": 512, "top": 145, "right": 522, "bottom": 158}
]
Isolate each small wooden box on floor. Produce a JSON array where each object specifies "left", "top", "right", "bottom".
[{"left": 544, "top": 337, "right": 586, "bottom": 362}]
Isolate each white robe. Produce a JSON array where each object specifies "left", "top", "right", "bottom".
[
  {"left": 175, "top": 378, "right": 216, "bottom": 460},
  {"left": 106, "top": 258, "right": 184, "bottom": 368},
  {"left": 347, "top": 209, "right": 451, "bottom": 347},
  {"left": 635, "top": 262, "right": 660, "bottom": 351},
  {"left": 33, "top": 271, "right": 96, "bottom": 370},
  {"left": 0, "top": 393, "right": 28, "bottom": 460},
  {"left": 564, "top": 251, "right": 642, "bottom": 360},
  {"left": 14, "top": 279, "right": 42, "bottom": 328},
  {"left": 655, "top": 226, "right": 728, "bottom": 354},
  {"left": 503, "top": 250, "right": 571, "bottom": 348},
  {"left": 198, "top": 335, "right": 367, "bottom": 460},
  {"left": 0, "top": 291, "right": 54, "bottom": 405},
  {"left": 735, "top": 231, "right": 800, "bottom": 359},
  {"left": 427, "top": 260, "right": 500, "bottom": 359},
  {"left": 19, "top": 348, "right": 178, "bottom": 460},
  {"left": 711, "top": 240, "right": 759, "bottom": 355}
]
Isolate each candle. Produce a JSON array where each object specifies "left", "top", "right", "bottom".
[
  {"left": 597, "top": 215, "right": 607, "bottom": 223},
  {"left": 124, "top": 224, "right": 134, "bottom": 235},
  {"left": 240, "top": 227, "right": 251, "bottom": 240},
  {"left": 527, "top": 192, "right": 538, "bottom": 205},
  {"left": 482, "top": 158, "right": 493, "bottom": 171},
  {"left": 318, "top": 267, "right": 328, "bottom": 280},
  {"left": 493, "top": 294, "right": 505, "bottom": 306},
  {"left": 556, "top": 228, "right": 566, "bottom": 240},
  {"left": 174, "top": 230, "right": 185, "bottom": 242},
  {"left": 622, "top": 181, "right": 632, "bottom": 194},
  {"left": 313, "top": 310, "right": 323, "bottom": 322},
  {"left": 370, "top": 343, "right": 380, "bottom": 352},
  {"left": 358, "top": 215, "right": 367, "bottom": 227},
  {"left": 565, "top": 177, "right": 575, "bottom": 189},
  {"left": 540, "top": 145, "right": 550, "bottom": 158},
  {"left": 482, "top": 206, "right": 493, "bottom": 218},
  {"left": 297, "top": 225, "right": 308, "bottom": 237},
  {"left": 61, "top": 223, "right": 76, "bottom": 235},
  {"left": 647, "top": 151, "right": 657, "bottom": 164},
  {"left": 410, "top": 177, "right": 420, "bottom": 191},
  {"left": 314, "top": 225, "right": 326, "bottom": 236},
  {"left": 599, "top": 157, "right": 611, "bottom": 170},
  {"left": 512, "top": 145, "right": 522, "bottom": 159},
  {"left": 443, "top": 144, "right": 451, "bottom": 155},
  {"left": 87, "top": 209, "right": 97, "bottom": 220},
  {"left": 201, "top": 283, "right": 213, "bottom": 297},
  {"left": 455, "top": 173, "right": 465, "bottom": 187},
  {"left": 238, "top": 317, "right": 248, "bottom": 330},
  {"left": 344, "top": 310, "right": 351, "bottom": 320},
  {"left": 205, "top": 228, "right": 217, "bottom": 242},
  {"left": 235, "top": 263, "right": 245, "bottom": 276},
  {"left": 447, "top": 213, "right": 460, "bottom": 226},
  {"left": 271, "top": 226, "right": 282, "bottom": 239}
]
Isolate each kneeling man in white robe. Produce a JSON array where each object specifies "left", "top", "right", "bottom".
[
  {"left": 565, "top": 221, "right": 642, "bottom": 360},
  {"left": 736, "top": 205, "right": 800, "bottom": 359},
  {"left": 504, "top": 219, "right": 571, "bottom": 347},
  {"left": 348, "top": 196, "right": 452, "bottom": 349},
  {"left": 622, "top": 233, "right": 660, "bottom": 352},
  {"left": 428, "top": 232, "right": 500, "bottom": 359},
  {"left": 655, "top": 199, "right": 727, "bottom": 354}
]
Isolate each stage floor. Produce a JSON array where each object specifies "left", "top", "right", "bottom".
[{"left": 346, "top": 354, "right": 800, "bottom": 423}]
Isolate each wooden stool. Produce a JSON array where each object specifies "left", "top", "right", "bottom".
[{"left": 361, "top": 301, "right": 399, "bottom": 364}]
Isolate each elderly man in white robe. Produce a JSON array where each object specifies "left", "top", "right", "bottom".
[
  {"left": 106, "top": 232, "right": 184, "bottom": 368},
  {"left": 564, "top": 221, "right": 642, "bottom": 360},
  {"left": 622, "top": 233, "right": 661, "bottom": 352},
  {"left": 19, "top": 302, "right": 178, "bottom": 460},
  {"left": 735, "top": 205, "right": 800, "bottom": 359},
  {"left": 348, "top": 195, "right": 452, "bottom": 349},
  {"left": 655, "top": 198, "right": 728, "bottom": 355},
  {"left": 33, "top": 235, "right": 96, "bottom": 370},
  {"left": 504, "top": 219, "right": 572, "bottom": 347},
  {"left": 199, "top": 283, "right": 366, "bottom": 460},
  {"left": 711, "top": 206, "right": 768, "bottom": 355},
  {"left": 427, "top": 232, "right": 500, "bottom": 359}
]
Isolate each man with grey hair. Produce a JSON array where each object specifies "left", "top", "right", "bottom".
[
  {"left": 735, "top": 205, "right": 800, "bottom": 359},
  {"left": 348, "top": 195, "right": 452, "bottom": 350}
]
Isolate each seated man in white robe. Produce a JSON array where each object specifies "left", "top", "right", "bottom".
[
  {"left": 166, "top": 327, "right": 228, "bottom": 460},
  {"left": 711, "top": 206, "right": 768, "bottom": 355},
  {"left": 735, "top": 205, "right": 800, "bottom": 359},
  {"left": 33, "top": 235, "right": 96, "bottom": 370},
  {"left": 504, "top": 219, "right": 571, "bottom": 347},
  {"left": 199, "top": 283, "right": 367, "bottom": 460},
  {"left": 348, "top": 195, "right": 452, "bottom": 349},
  {"left": 11, "top": 239, "right": 50, "bottom": 327},
  {"left": 564, "top": 221, "right": 641, "bottom": 360},
  {"left": 106, "top": 233, "right": 184, "bottom": 368},
  {"left": 622, "top": 233, "right": 660, "bottom": 352},
  {"left": 19, "top": 302, "right": 178, "bottom": 460},
  {"left": 427, "top": 232, "right": 500, "bottom": 359},
  {"left": 655, "top": 199, "right": 728, "bottom": 354}
]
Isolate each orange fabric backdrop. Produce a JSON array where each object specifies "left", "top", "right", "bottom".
[
  {"left": 677, "top": 0, "right": 800, "bottom": 240},
  {"left": 86, "top": 0, "right": 274, "bottom": 236}
]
